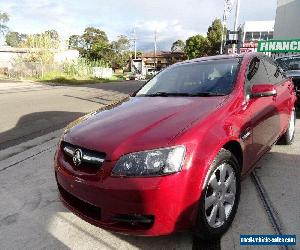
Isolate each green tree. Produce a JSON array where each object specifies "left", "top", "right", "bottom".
[
  {"left": 171, "top": 40, "right": 185, "bottom": 52},
  {"left": 109, "top": 35, "right": 131, "bottom": 69},
  {"left": 22, "top": 32, "right": 60, "bottom": 50},
  {"left": 68, "top": 34, "right": 82, "bottom": 49},
  {"left": 184, "top": 35, "right": 209, "bottom": 59},
  {"left": 206, "top": 19, "right": 226, "bottom": 55},
  {"left": 20, "top": 32, "right": 60, "bottom": 66},
  {"left": 5, "top": 31, "right": 27, "bottom": 47},
  {"left": 81, "top": 27, "right": 110, "bottom": 60},
  {"left": 111, "top": 35, "right": 131, "bottom": 53},
  {"left": 0, "top": 11, "right": 9, "bottom": 36},
  {"left": 45, "top": 29, "right": 59, "bottom": 40},
  {"left": 68, "top": 28, "right": 132, "bottom": 68}
]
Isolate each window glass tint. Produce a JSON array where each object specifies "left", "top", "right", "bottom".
[
  {"left": 245, "top": 32, "right": 252, "bottom": 42},
  {"left": 136, "top": 59, "right": 240, "bottom": 96},
  {"left": 261, "top": 32, "right": 268, "bottom": 40},
  {"left": 263, "top": 59, "right": 285, "bottom": 84},
  {"left": 247, "top": 57, "right": 269, "bottom": 83},
  {"left": 245, "top": 57, "right": 269, "bottom": 96},
  {"left": 253, "top": 32, "right": 260, "bottom": 40},
  {"left": 276, "top": 57, "right": 300, "bottom": 71},
  {"left": 268, "top": 32, "right": 274, "bottom": 39}
]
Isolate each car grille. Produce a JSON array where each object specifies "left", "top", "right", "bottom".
[{"left": 62, "top": 141, "right": 106, "bottom": 174}]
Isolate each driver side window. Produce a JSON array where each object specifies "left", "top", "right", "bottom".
[{"left": 244, "top": 57, "right": 269, "bottom": 99}]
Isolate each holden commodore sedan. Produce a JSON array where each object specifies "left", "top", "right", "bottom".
[{"left": 54, "top": 53, "right": 296, "bottom": 239}]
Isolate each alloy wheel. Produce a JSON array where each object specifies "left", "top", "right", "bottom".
[{"left": 205, "top": 163, "right": 236, "bottom": 228}]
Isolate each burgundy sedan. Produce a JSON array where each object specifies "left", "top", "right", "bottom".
[{"left": 54, "top": 53, "right": 296, "bottom": 239}]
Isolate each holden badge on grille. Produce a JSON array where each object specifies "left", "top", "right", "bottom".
[{"left": 73, "top": 149, "right": 83, "bottom": 166}]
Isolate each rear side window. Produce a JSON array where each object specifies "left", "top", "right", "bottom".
[{"left": 263, "top": 59, "right": 286, "bottom": 84}]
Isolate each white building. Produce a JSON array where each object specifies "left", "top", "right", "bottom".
[
  {"left": 240, "top": 21, "right": 274, "bottom": 53},
  {"left": 274, "top": 0, "right": 300, "bottom": 39},
  {"left": 227, "top": 21, "right": 275, "bottom": 54},
  {"left": 241, "top": 21, "right": 275, "bottom": 44}
]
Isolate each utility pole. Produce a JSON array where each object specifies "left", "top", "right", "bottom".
[
  {"left": 133, "top": 26, "right": 137, "bottom": 59},
  {"left": 232, "top": 0, "right": 240, "bottom": 53},
  {"left": 154, "top": 30, "right": 157, "bottom": 70},
  {"left": 220, "top": 0, "right": 235, "bottom": 54},
  {"left": 220, "top": 1, "right": 227, "bottom": 54}
]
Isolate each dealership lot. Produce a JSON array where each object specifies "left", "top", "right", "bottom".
[{"left": 0, "top": 81, "right": 299, "bottom": 249}]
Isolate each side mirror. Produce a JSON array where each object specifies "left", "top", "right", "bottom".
[{"left": 251, "top": 84, "right": 277, "bottom": 98}]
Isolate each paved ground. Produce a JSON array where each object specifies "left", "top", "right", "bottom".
[
  {"left": 0, "top": 80, "right": 299, "bottom": 249},
  {"left": 0, "top": 80, "right": 143, "bottom": 150},
  {"left": 0, "top": 124, "right": 299, "bottom": 249}
]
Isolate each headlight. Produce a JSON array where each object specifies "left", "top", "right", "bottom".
[{"left": 111, "top": 146, "right": 186, "bottom": 177}]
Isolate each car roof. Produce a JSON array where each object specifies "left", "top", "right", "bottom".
[
  {"left": 173, "top": 52, "right": 265, "bottom": 67},
  {"left": 188, "top": 54, "right": 243, "bottom": 62},
  {"left": 163, "top": 53, "right": 272, "bottom": 71}
]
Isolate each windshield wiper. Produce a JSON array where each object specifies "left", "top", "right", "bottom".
[
  {"left": 141, "top": 92, "right": 226, "bottom": 97},
  {"left": 190, "top": 92, "right": 227, "bottom": 96},
  {"left": 143, "top": 92, "right": 191, "bottom": 97}
]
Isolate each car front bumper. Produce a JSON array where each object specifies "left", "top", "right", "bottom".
[{"left": 54, "top": 150, "right": 200, "bottom": 236}]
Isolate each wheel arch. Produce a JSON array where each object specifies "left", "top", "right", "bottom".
[{"left": 222, "top": 140, "right": 243, "bottom": 172}]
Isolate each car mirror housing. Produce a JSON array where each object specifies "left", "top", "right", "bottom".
[{"left": 251, "top": 84, "right": 277, "bottom": 98}]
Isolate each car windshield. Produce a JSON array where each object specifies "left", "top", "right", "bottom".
[
  {"left": 276, "top": 57, "right": 300, "bottom": 71},
  {"left": 136, "top": 58, "right": 240, "bottom": 97}
]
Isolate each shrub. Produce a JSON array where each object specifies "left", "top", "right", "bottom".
[{"left": 63, "top": 58, "right": 108, "bottom": 77}]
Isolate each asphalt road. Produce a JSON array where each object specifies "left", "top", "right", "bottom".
[{"left": 0, "top": 80, "right": 143, "bottom": 150}]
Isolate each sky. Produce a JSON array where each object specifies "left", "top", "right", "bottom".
[{"left": 0, "top": 0, "right": 277, "bottom": 51}]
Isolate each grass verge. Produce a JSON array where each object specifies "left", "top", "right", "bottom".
[{"left": 36, "top": 71, "right": 125, "bottom": 85}]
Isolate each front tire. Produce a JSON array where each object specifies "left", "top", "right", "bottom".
[
  {"left": 194, "top": 149, "right": 241, "bottom": 240},
  {"left": 278, "top": 109, "right": 296, "bottom": 145}
]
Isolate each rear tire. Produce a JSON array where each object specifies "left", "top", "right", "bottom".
[
  {"left": 194, "top": 148, "right": 241, "bottom": 240},
  {"left": 278, "top": 109, "right": 296, "bottom": 145}
]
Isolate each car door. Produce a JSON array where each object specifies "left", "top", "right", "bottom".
[
  {"left": 243, "top": 56, "right": 280, "bottom": 165},
  {"left": 263, "top": 57, "right": 293, "bottom": 138}
]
